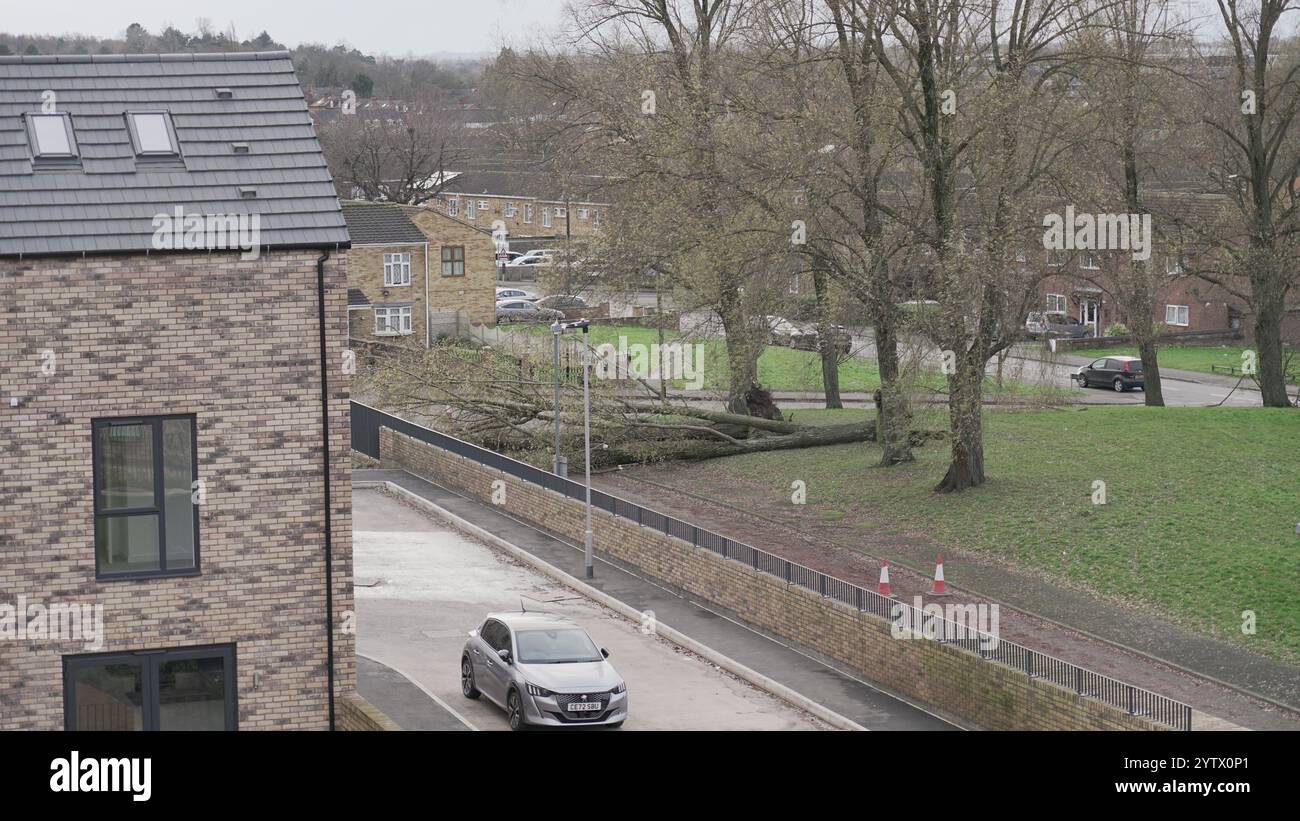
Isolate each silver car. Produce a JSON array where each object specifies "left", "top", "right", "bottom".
[{"left": 461, "top": 611, "right": 628, "bottom": 730}]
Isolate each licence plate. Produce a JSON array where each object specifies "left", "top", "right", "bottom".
[{"left": 567, "top": 700, "right": 602, "bottom": 712}]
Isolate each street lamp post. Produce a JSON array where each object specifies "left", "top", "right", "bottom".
[
  {"left": 580, "top": 322, "right": 594, "bottom": 579},
  {"left": 551, "top": 324, "right": 567, "bottom": 477},
  {"left": 550, "top": 319, "right": 595, "bottom": 579}
]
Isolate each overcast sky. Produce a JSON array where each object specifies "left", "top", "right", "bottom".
[{"left": 3, "top": 0, "right": 572, "bottom": 58}]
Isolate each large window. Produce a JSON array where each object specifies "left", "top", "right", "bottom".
[
  {"left": 383, "top": 252, "right": 411, "bottom": 286},
  {"left": 64, "top": 645, "right": 236, "bottom": 731},
  {"left": 441, "top": 245, "right": 465, "bottom": 277},
  {"left": 465, "top": 200, "right": 476, "bottom": 219},
  {"left": 523, "top": 203, "right": 533, "bottom": 224},
  {"left": 92, "top": 416, "right": 198, "bottom": 579},
  {"left": 375, "top": 305, "right": 413, "bottom": 335},
  {"left": 1047, "top": 293, "right": 1067, "bottom": 313},
  {"left": 542, "top": 207, "right": 552, "bottom": 228},
  {"left": 446, "top": 198, "right": 459, "bottom": 217},
  {"left": 504, "top": 202, "right": 518, "bottom": 218},
  {"left": 1165, "top": 304, "right": 1189, "bottom": 326}
]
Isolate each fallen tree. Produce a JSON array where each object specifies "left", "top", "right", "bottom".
[{"left": 352, "top": 337, "right": 937, "bottom": 466}]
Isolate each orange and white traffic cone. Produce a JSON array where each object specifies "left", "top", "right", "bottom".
[
  {"left": 930, "top": 554, "right": 952, "bottom": 596},
  {"left": 877, "top": 559, "right": 893, "bottom": 598}
]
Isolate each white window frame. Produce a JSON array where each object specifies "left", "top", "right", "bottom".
[
  {"left": 1046, "top": 250, "right": 1064, "bottom": 266},
  {"left": 375, "top": 305, "right": 413, "bottom": 336},
  {"left": 504, "top": 202, "right": 518, "bottom": 218},
  {"left": 523, "top": 203, "right": 534, "bottom": 224},
  {"left": 478, "top": 200, "right": 490, "bottom": 212},
  {"left": 593, "top": 209, "right": 602, "bottom": 227},
  {"left": 1166, "top": 255, "right": 1185, "bottom": 275},
  {"left": 446, "top": 198, "right": 459, "bottom": 217},
  {"left": 577, "top": 208, "right": 589, "bottom": 220},
  {"left": 465, "top": 200, "right": 476, "bottom": 219},
  {"left": 383, "top": 252, "right": 412, "bottom": 286},
  {"left": 1015, "top": 248, "right": 1027, "bottom": 263},
  {"left": 555, "top": 207, "right": 567, "bottom": 218},
  {"left": 542, "top": 207, "right": 552, "bottom": 228},
  {"left": 1165, "top": 304, "right": 1189, "bottom": 326},
  {"left": 1046, "top": 293, "right": 1066, "bottom": 313},
  {"left": 1081, "top": 252, "right": 1101, "bottom": 270}
]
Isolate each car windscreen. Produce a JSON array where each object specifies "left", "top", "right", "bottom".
[
  {"left": 515, "top": 628, "right": 603, "bottom": 663},
  {"left": 1126, "top": 360, "right": 1143, "bottom": 372}
]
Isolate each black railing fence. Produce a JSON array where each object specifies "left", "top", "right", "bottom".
[{"left": 351, "top": 400, "right": 1193, "bottom": 730}]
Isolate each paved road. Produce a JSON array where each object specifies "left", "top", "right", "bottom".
[
  {"left": 353, "top": 487, "right": 834, "bottom": 731},
  {"left": 358, "top": 471, "right": 957, "bottom": 731}
]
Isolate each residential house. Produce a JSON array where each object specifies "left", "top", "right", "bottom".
[
  {"left": 0, "top": 52, "right": 357, "bottom": 730},
  {"left": 342, "top": 202, "right": 430, "bottom": 345},
  {"left": 342, "top": 201, "right": 496, "bottom": 341},
  {"left": 433, "top": 169, "right": 612, "bottom": 247}
]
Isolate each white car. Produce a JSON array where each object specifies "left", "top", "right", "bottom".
[
  {"left": 496, "top": 287, "right": 539, "bottom": 301},
  {"left": 506, "top": 249, "right": 556, "bottom": 268}
]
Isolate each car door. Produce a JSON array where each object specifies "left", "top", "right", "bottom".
[
  {"left": 1097, "top": 358, "right": 1119, "bottom": 384},
  {"left": 1084, "top": 359, "right": 1107, "bottom": 386},
  {"left": 477, "top": 620, "right": 510, "bottom": 705}
]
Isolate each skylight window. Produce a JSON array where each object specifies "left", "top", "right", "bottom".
[
  {"left": 126, "top": 111, "right": 179, "bottom": 156},
  {"left": 26, "top": 113, "right": 77, "bottom": 158}
]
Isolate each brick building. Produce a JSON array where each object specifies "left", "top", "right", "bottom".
[
  {"left": 343, "top": 201, "right": 496, "bottom": 343},
  {"left": 0, "top": 52, "right": 355, "bottom": 730}
]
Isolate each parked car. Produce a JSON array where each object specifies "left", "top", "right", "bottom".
[
  {"left": 764, "top": 316, "right": 853, "bottom": 355},
  {"left": 506, "top": 249, "right": 557, "bottom": 268},
  {"left": 496, "top": 299, "right": 563, "bottom": 324},
  {"left": 496, "top": 286, "right": 538, "bottom": 301},
  {"left": 532, "top": 294, "right": 590, "bottom": 319},
  {"left": 1026, "top": 311, "right": 1088, "bottom": 339},
  {"left": 461, "top": 611, "right": 627, "bottom": 730},
  {"left": 1074, "top": 355, "right": 1145, "bottom": 392}
]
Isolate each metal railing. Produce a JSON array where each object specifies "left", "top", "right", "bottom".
[{"left": 351, "top": 400, "right": 1193, "bottom": 730}]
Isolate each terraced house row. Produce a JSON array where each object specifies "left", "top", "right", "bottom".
[{"left": 0, "top": 51, "right": 358, "bottom": 730}]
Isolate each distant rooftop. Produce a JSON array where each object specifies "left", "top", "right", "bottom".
[
  {"left": 0, "top": 51, "right": 349, "bottom": 257},
  {"left": 341, "top": 201, "right": 427, "bottom": 245}
]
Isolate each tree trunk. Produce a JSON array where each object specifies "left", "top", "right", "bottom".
[
  {"left": 812, "top": 265, "right": 842, "bottom": 409},
  {"left": 872, "top": 300, "right": 912, "bottom": 466},
  {"left": 1137, "top": 336, "right": 1164, "bottom": 406},
  {"left": 1253, "top": 296, "right": 1291, "bottom": 407},
  {"left": 934, "top": 361, "right": 985, "bottom": 492}
]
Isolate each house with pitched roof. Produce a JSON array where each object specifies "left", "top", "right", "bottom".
[{"left": 0, "top": 52, "right": 360, "bottom": 730}]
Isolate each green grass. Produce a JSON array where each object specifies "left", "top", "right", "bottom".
[
  {"left": 702, "top": 406, "right": 1300, "bottom": 661},
  {"left": 1074, "top": 344, "right": 1297, "bottom": 378},
  {"left": 511, "top": 324, "right": 1076, "bottom": 397}
]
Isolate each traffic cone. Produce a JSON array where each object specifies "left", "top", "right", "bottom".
[
  {"left": 877, "top": 559, "right": 893, "bottom": 598},
  {"left": 930, "top": 554, "right": 952, "bottom": 596}
]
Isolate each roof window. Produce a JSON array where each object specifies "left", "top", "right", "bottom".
[
  {"left": 126, "top": 111, "right": 179, "bottom": 156},
  {"left": 26, "top": 113, "right": 77, "bottom": 159}
]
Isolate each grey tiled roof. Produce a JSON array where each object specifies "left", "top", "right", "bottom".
[
  {"left": 341, "top": 201, "right": 427, "bottom": 245},
  {"left": 0, "top": 51, "right": 349, "bottom": 257}
]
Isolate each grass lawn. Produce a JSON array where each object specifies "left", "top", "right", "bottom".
[
  {"left": 511, "top": 323, "right": 1075, "bottom": 397},
  {"left": 703, "top": 406, "right": 1300, "bottom": 662},
  {"left": 1072, "top": 344, "right": 1297, "bottom": 378}
]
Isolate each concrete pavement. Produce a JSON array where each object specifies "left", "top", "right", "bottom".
[
  {"left": 356, "top": 473, "right": 957, "bottom": 731},
  {"left": 352, "top": 486, "right": 849, "bottom": 731}
]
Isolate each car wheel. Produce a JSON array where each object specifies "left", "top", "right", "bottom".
[
  {"left": 1113, "top": 377, "right": 1126, "bottom": 392},
  {"left": 461, "top": 657, "right": 480, "bottom": 700},
  {"left": 507, "top": 689, "right": 528, "bottom": 731}
]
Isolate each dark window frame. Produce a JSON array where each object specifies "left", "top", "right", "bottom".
[
  {"left": 63, "top": 644, "right": 237, "bottom": 731},
  {"left": 441, "top": 245, "right": 466, "bottom": 277},
  {"left": 91, "top": 414, "right": 201, "bottom": 581},
  {"left": 124, "top": 110, "right": 182, "bottom": 158}
]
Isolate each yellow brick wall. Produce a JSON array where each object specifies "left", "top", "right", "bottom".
[
  {"left": 436, "top": 194, "right": 607, "bottom": 239},
  {"left": 0, "top": 250, "right": 355, "bottom": 730},
  {"left": 403, "top": 207, "right": 497, "bottom": 327},
  {"left": 348, "top": 243, "right": 429, "bottom": 346}
]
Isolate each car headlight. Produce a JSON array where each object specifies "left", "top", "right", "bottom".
[
  {"left": 526, "top": 682, "right": 553, "bottom": 698},
  {"left": 610, "top": 682, "right": 626, "bottom": 695}
]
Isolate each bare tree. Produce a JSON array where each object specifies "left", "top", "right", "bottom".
[{"left": 319, "top": 91, "right": 467, "bottom": 205}]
